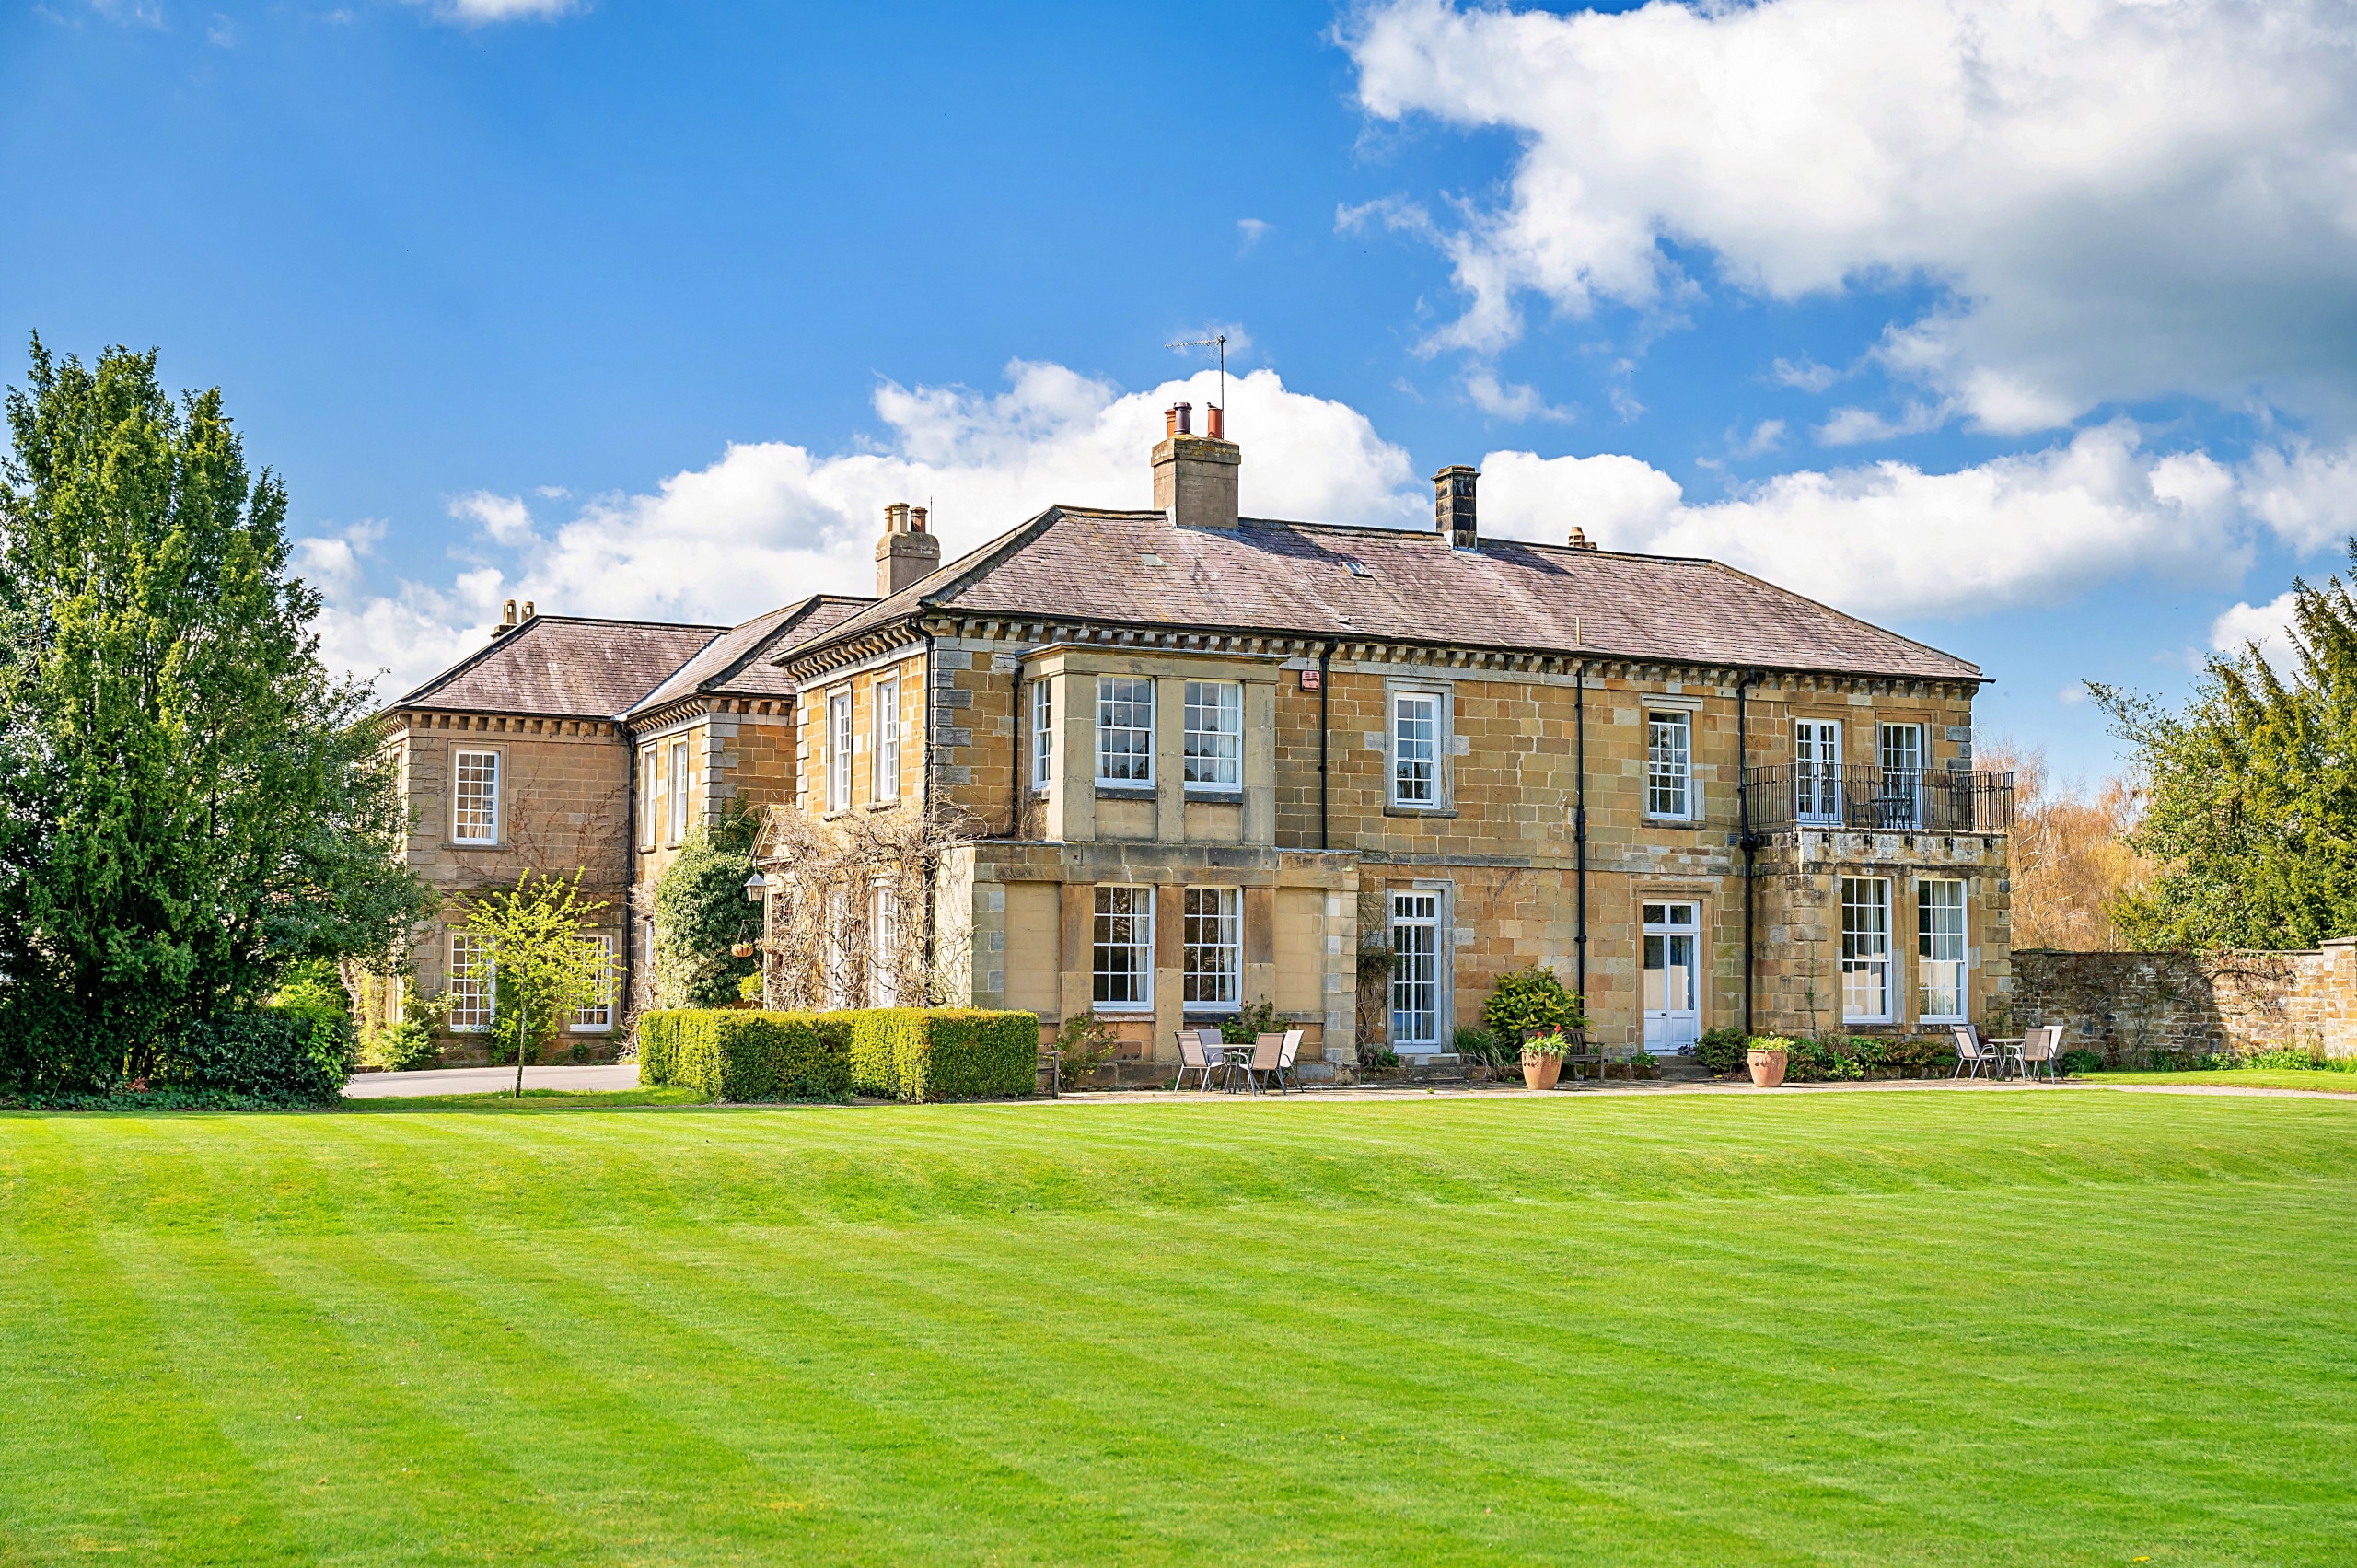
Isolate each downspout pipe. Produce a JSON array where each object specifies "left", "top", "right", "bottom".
[
  {"left": 621, "top": 723, "right": 637, "bottom": 1018},
  {"left": 1574, "top": 659, "right": 1588, "bottom": 1009},
  {"left": 1738, "top": 668, "right": 1763, "bottom": 1037},
  {"left": 1318, "top": 643, "right": 1333, "bottom": 852}
]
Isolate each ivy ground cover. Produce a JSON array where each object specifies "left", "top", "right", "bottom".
[{"left": 2, "top": 1093, "right": 2352, "bottom": 1565}]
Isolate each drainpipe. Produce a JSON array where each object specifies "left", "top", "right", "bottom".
[
  {"left": 621, "top": 723, "right": 638, "bottom": 1017},
  {"left": 1738, "top": 668, "right": 1762, "bottom": 1037},
  {"left": 1574, "top": 659, "right": 1588, "bottom": 1008},
  {"left": 1318, "top": 642, "right": 1333, "bottom": 852}
]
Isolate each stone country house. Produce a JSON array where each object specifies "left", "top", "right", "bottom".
[{"left": 378, "top": 411, "right": 2013, "bottom": 1075}]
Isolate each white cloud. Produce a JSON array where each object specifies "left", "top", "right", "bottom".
[
  {"left": 1465, "top": 368, "right": 1571, "bottom": 423},
  {"left": 1480, "top": 421, "right": 2255, "bottom": 620},
  {"left": 1771, "top": 356, "right": 1840, "bottom": 394},
  {"left": 405, "top": 0, "right": 577, "bottom": 25},
  {"left": 321, "top": 364, "right": 1416, "bottom": 699},
  {"left": 1816, "top": 401, "right": 1952, "bottom": 447},
  {"left": 2210, "top": 590, "right": 2303, "bottom": 671},
  {"left": 1735, "top": 419, "right": 1785, "bottom": 458},
  {"left": 1348, "top": 0, "right": 2357, "bottom": 432},
  {"left": 2057, "top": 682, "right": 2090, "bottom": 706},
  {"left": 1237, "top": 218, "right": 1271, "bottom": 253}
]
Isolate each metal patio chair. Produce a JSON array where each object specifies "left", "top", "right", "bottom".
[
  {"left": 2021, "top": 1024, "right": 2063, "bottom": 1083},
  {"left": 1240, "top": 1031, "right": 1285, "bottom": 1093},
  {"left": 1950, "top": 1024, "right": 1992, "bottom": 1080},
  {"left": 1173, "top": 1029, "right": 1218, "bottom": 1092},
  {"left": 1270, "top": 1028, "right": 1305, "bottom": 1094}
]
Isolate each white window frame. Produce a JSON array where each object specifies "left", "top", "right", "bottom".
[
  {"left": 829, "top": 690, "right": 853, "bottom": 812},
  {"left": 1181, "top": 886, "right": 1241, "bottom": 1010},
  {"left": 1092, "top": 885, "right": 1154, "bottom": 1011},
  {"left": 1917, "top": 878, "right": 1968, "bottom": 1023},
  {"left": 1646, "top": 711, "right": 1693, "bottom": 821},
  {"left": 1029, "top": 679, "right": 1053, "bottom": 792},
  {"left": 668, "top": 739, "right": 689, "bottom": 844},
  {"left": 448, "top": 931, "right": 493, "bottom": 1031},
  {"left": 1182, "top": 680, "right": 1243, "bottom": 789},
  {"left": 873, "top": 676, "right": 901, "bottom": 803},
  {"left": 452, "top": 749, "right": 500, "bottom": 844},
  {"left": 1794, "top": 718, "right": 1842, "bottom": 826},
  {"left": 822, "top": 888, "right": 852, "bottom": 1010},
  {"left": 1841, "top": 876, "right": 1894, "bottom": 1024},
  {"left": 1879, "top": 722, "right": 1925, "bottom": 830},
  {"left": 572, "top": 934, "right": 617, "bottom": 1031},
  {"left": 1096, "top": 677, "right": 1155, "bottom": 787},
  {"left": 869, "top": 884, "right": 900, "bottom": 1007},
  {"left": 1389, "top": 890, "right": 1442, "bottom": 1047},
  {"left": 1390, "top": 690, "right": 1442, "bottom": 807},
  {"left": 638, "top": 748, "right": 658, "bottom": 849}
]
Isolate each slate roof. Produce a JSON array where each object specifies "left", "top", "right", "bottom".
[
  {"left": 796, "top": 509, "right": 1983, "bottom": 683},
  {"left": 622, "top": 595, "right": 871, "bottom": 719},
  {"left": 392, "top": 615, "right": 729, "bottom": 720}
]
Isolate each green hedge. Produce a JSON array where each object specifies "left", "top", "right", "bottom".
[
  {"left": 169, "top": 1010, "right": 358, "bottom": 1106},
  {"left": 829, "top": 1008, "right": 1041, "bottom": 1101},
  {"left": 636, "top": 1006, "right": 1039, "bottom": 1102},
  {"left": 636, "top": 1009, "right": 851, "bottom": 1102}
]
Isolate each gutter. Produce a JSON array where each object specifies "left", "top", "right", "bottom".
[
  {"left": 1318, "top": 642, "right": 1332, "bottom": 852},
  {"left": 1574, "top": 659, "right": 1588, "bottom": 1009}
]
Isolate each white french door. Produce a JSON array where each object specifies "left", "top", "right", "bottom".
[
  {"left": 1794, "top": 720, "right": 1841, "bottom": 825},
  {"left": 1643, "top": 901, "right": 1701, "bottom": 1052},
  {"left": 1390, "top": 892, "right": 1441, "bottom": 1051}
]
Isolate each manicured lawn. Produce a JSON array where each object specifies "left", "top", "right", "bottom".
[
  {"left": 2087, "top": 1070, "right": 2357, "bottom": 1093},
  {"left": 4, "top": 1093, "right": 2353, "bottom": 1565}
]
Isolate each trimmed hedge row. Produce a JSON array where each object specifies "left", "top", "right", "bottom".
[
  {"left": 636, "top": 1006, "right": 1039, "bottom": 1103},
  {"left": 832, "top": 1008, "right": 1040, "bottom": 1101},
  {"left": 637, "top": 1009, "right": 852, "bottom": 1102}
]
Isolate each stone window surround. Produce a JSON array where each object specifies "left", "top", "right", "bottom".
[
  {"left": 570, "top": 931, "right": 618, "bottom": 1032},
  {"left": 873, "top": 674, "right": 902, "bottom": 803},
  {"left": 1642, "top": 693, "right": 1704, "bottom": 825},
  {"left": 1384, "top": 675, "right": 1457, "bottom": 818},
  {"left": 448, "top": 742, "right": 504, "bottom": 848},
  {"left": 1914, "top": 874, "right": 1970, "bottom": 1025}
]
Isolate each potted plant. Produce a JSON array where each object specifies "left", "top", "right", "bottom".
[
  {"left": 1747, "top": 1034, "right": 1796, "bottom": 1087},
  {"left": 1522, "top": 1028, "right": 1570, "bottom": 1090}
]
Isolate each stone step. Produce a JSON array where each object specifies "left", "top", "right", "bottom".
[{"left": 1653, "top": 1057, "right": 1713, "bottom": 1083}]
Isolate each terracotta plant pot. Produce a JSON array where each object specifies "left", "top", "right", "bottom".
[
  {"left": 1522, "top": 1051, "right": 1563, "bottom": 1091},
  {"left": 1747, "top": 1048, "right": 1789, "bottom": 1087}
]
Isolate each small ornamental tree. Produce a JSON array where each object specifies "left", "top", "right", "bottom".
[
  {"left": 462, "top": 870, "right": 611, "bottom": 1097},
  {"left": 1480, "top": 965, "right": 1586, "bottom": 1045},
  {"left": 651, "top": 805, "right": 761, "bottom": 1008}
]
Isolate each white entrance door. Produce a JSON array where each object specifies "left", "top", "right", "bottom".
[
  {"left": 1794, "top": 720, "right": 1841, "bottom": 825},
  {"left": 1643, "top": 902, "right": 1701, "bottom": 1052}
]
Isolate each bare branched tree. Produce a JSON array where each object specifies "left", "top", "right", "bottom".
[
  {"left": 1980, "top": 738, "right": 2154, "bottom": 950},
  {"left": 756, "top": 802, "right": 983, "bottom": 1011}
]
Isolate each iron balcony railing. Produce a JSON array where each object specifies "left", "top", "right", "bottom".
[{"left": 1740, "top": 764, "right": 2014, "bottom": 836}]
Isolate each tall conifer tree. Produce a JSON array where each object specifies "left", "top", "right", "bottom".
[{"left": 0, "top": 337, "right": 429, "bottom": 1091}]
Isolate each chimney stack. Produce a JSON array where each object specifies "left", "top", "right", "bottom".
[
  {"left": 876, "top": 500, "right": 942, "bottom": 597},
  {"left": 1154, "top": 403, "right": 1241, "bottom": 529},
  {"left": 493, "top": 598, "right": 518, "bottom": 638},
  {"left": 1434, "top": 465, "right": 1479, "bottom": 549},
  {"left": 1568, "top": 527, "right": 1598, "bottom": 552},
  {"left": 521, "top": 600, "right": 536, "bottom": 620}
]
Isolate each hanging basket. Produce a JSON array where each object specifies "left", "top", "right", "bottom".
[{"left": 730, "top": 942, "right": 757, "bottom": 959}]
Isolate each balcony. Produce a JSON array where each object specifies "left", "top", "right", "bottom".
[{"left": 1740, "top": 764, "right": 2014, "bottom": 837}]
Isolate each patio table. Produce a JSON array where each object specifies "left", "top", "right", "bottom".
[{"left": 1987, "top": 1037, "right": 2026, "bottom": 1079}]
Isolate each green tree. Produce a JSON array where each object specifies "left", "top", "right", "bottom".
[
  {"left": 2095, "top": 542, "right": 2357, "bottom": 949},
  {"left": 652, "top": 806, "right": 761, "bottom": 1008},
  {"left": 0, "top": 337, "right": 431, "bottom": 1093},
  {"left": 461, "top": 870, "right": 611, "bottom": 1096}
]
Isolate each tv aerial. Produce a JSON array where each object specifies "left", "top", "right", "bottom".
[{"left": 1166, "top": 331, "right": 1228, "bottom": 409}]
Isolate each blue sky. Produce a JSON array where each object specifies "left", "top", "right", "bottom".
[{"left": 9, "top": 0, "right": 2357, "bottom": 784}]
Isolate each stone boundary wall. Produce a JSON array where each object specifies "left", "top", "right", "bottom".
[{"left": 2013, "top": 943, "right": 2357, "bottom": 1061}]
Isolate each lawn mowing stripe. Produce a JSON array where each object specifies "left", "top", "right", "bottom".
[
  {"left": 353, "top": 1229, "right": 1155, "bottom": 1566},
  {"left": 502, "top": 1218, "right": 1643, "bottom": 1568},
  {"left": 721, "top": 1188, "right": 2357, "bottom": 1565},
  {"left": 222, "top": 1232, "right": 877, "bottom": 1567},
  {"left": 0, "top": 1232, "right": 313, "bottom": 1562},
  {"left": 99, "top": 1227, "right": 661, "bottom": 1568}
]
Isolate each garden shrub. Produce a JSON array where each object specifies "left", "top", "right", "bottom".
[
  {"left": 829, "top": 1008, "right": 1039, "bottom": 1101},
  {"left": 664, "top": 1010, "right": 852, "bottom": 1102},
  {"left": 1219, "top": 997, "right": 1283, "bottom": 1046},
  {"left": 2058, "top": 1048, "right": 2104, "bottom": 1077},
  {"left": 1480, "top": 966, "right": 1586, "bottom": 1042},
  {"left": 1697, "top": 1026, "right": 1751, "bottom": 1074},
  {"left": 168, "top": 1010, "right": 356, "bottom": 1105},
  {"left": 1454, "top": 1025, "right": 1513, "bottom": 1067}
]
